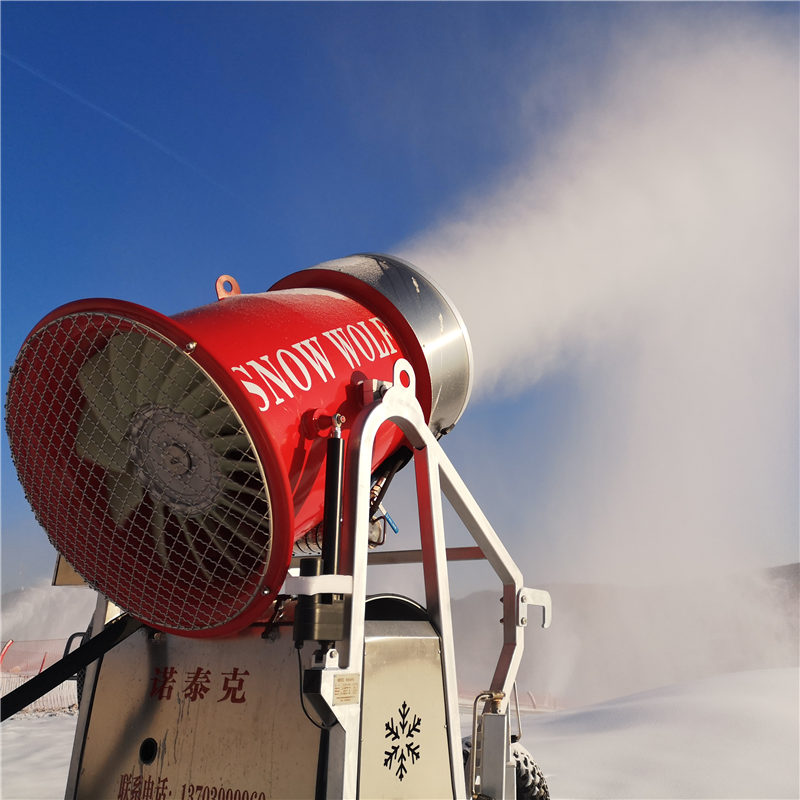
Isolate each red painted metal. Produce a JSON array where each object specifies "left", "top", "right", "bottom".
[{"left": 172, "top": 287, "right": 420, "bottom": 535}]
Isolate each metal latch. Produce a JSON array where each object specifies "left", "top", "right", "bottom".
[{"left": 517, "top": 588, "right": 552, "bottom": 628}]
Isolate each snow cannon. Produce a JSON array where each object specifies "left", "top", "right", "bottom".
[
  {"left": 5, "top": 254, "right": 472, "bottom": 638},
  {"left": 3, "top": 254, "right": 552, "bottom": 800}
]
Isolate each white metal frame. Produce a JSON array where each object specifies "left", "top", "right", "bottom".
[{"left": 291, "top": 359, "right": 551, "bottom": 799}]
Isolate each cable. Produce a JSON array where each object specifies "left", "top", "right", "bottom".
[
  {"left": 369, "top": 447, "right": 412, "bottom": 518},
  {"left": 296, "top": 648, "right": 336, "bottom": 730}
]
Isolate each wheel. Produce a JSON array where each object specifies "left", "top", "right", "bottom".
[
  {"left": 461, "top": 737, "right": 475, "bottom": 797},
  {"left": 462, "top": 738, "right": 549, "bottom": 800},
  {"left": 511, "top": 741, "right": 549, "bottom": 800}
]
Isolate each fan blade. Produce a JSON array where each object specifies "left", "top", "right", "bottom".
[
  {"left": 197, "top": 405, "right": 237, "bottom": 436},
  {"left": 149, "top": 504, "right": 170, "bottom": 569},
  {"left": 211, "top": 433, "right": 252, "bottom": 455},
  {"left": 75, "top": 408, "right": 129, "bottom": 473},
  {"left": 107, "top": 333, "right": 145, "bottom": 420},
  {"left": 177, "top": 516, "right": 214, "bottom": 582},
  {"left": 219, "top": 458, "right": 260, "bottom": 474},
  {"left": 106, "top": 472, "right": 145, "bottom": 527},
  {"left": 178, "top": 377, "right": 224, "bottom": 420},
  {"left": 78, "top": 349, "right": 125, "bottom": 444},
  {"left": 157, "top": 352, "right": 202, "bottom": 408},
  {"left": 216, "top": 494, "right": 271, "bottom": 532},
  {"left": 199, "top": 515, "right": 247, "bottom": 577},
  {"left": 135, "top": 338, "right": 172, "bottom": 407},
  {"left": 221, "top": 478, "right": 265, "bottom": 499}
]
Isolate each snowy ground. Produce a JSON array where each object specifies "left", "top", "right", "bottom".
[
  {"left": 2, "top": 667, "right": 797, "bottom": 800},
  {"left": 523, "top": 667, "right": 799, "bottom": 800},
  {"left": 1, "top": 712, "right": 78, "bottom": 800}
]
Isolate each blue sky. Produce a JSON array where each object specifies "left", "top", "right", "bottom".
[
  {"left": 2, "top": 1, "right": 574, "bottom": 310},
  {"left": 2, "top": 2, "right": 798, "bottom": 595}
]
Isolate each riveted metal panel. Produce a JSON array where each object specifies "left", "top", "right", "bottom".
[
  {"left": 71, "top": 625, "right": 318, "bottom": 800},
  {"left": 358, "top": 620, "right": 453, "bottom": 800}
]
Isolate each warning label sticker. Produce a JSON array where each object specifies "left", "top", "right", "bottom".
[{"left": 332, "top": 673, "right": 361, "bottom": 705}]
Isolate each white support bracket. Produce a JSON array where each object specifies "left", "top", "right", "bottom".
[
  {"left": 310, "top": 358, "right": 549, "bottom": 800},
  {"left": 517, "top": 588, "right": 552, "bottom": 629},
  {"left": 282, "top": 574, "right": 354, "bottom": 597}
]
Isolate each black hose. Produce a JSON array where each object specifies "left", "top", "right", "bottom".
[
  {"left": 370, "top": 446, "right": 412, "bottom": 518},
  {"left": 1, "top": 614, "right": 143, "bottom": 721}
]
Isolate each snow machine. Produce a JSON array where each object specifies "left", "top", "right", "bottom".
[{"left": 4, "top": 254, "right": 552, "bottom": 799}]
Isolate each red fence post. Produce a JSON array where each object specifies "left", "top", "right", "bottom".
[{"left": 0, "top": 640, "right": 13, "bottom": 669}]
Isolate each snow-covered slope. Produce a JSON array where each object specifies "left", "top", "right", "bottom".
[
  {"left": 523, "top": 667, "right": 799, "bottom": 799},
  {"left": 2, "top": 572, "right": 797, "bottom": 799},
  {"left": 1, "top": 712, "right": 78, "bottom": 800},
  {"left": 2, "top": 668, "right": 797, "bottom": 799}
]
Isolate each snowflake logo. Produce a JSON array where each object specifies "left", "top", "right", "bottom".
[{"left": 383, "top": 700, "right": 422, "bottom": 781}]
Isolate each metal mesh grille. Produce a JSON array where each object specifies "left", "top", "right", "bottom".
[{"left": 5, "top": 313, "right": 273, "bottom": 633}]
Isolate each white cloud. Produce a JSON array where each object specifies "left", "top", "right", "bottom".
[{"left": 402, "top": 12, "right": 798, "bottom": 583}]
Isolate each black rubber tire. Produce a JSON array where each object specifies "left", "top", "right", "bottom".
[
  {"left": 462, "top": 738, "right": 549, "bottom": 800},
  {"left": 462, "top": 736, "right": 472, "bottom": 765},
  {"left": 511, "top": 741, "right": 549, "bottom": 800}
]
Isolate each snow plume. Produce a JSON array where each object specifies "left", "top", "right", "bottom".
[
  {"left": 1, "top": 583, "right": 96, "bottom": 642},
  {"left": 402, "top": 12, "right": 798, "bottom": 585},
  {"left": 402, "top": 12, "right": 798, "bottom": 706}
]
